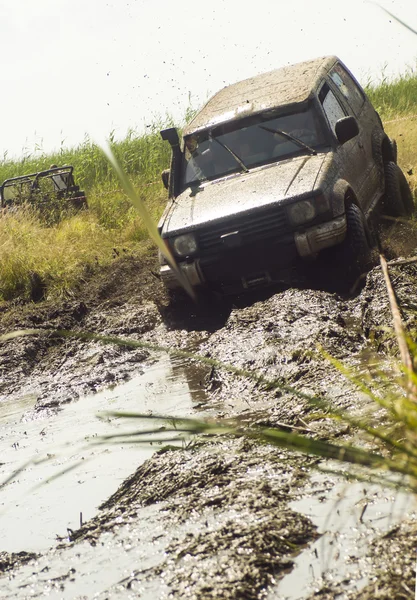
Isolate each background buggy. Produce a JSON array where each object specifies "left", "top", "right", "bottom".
[{"left": 0, "top": 165, "right": 87, "bottom": 215}]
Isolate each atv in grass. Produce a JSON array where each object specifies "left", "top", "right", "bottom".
[{"left": 0, "top": 165, "right": 87, "bottom": 223}]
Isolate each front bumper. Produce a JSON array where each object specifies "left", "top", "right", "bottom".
[
  {"left": 160, "top": 215, "right": 347, "bottom": 293},
  {"left": 160, "top": 261, "right": 204, "bottom": 290},
  {"left": 294, "top": 215, "right": 347, "bottom": 257}
]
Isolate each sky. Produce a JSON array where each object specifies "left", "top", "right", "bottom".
[{"left": 1, "top": 0, "right": 416, "bottom": 159}]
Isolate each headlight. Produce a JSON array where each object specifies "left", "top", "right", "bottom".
[
  {"left": 287, "top": 200, "right": 316, "bottom": 226},
  {"left": 172, "top": 233, "right": 198, "bottom": 257}
]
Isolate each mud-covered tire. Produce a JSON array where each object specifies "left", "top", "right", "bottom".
[
  {"left": 383, "top": 161, "right": 413, "bottom": 217},
  {"left": 342, "top": 203, "right": 372, "bottom": 282},
  {"left": 389, "top": 138, "right": 398, "bottom": 164},
  {"left": 372, "top": 134, "right": 397, "bottom": 173},
  {"left": 397, "top": 165, "right": 414, "bottom": 215}
]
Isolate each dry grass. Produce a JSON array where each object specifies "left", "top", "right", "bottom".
[{"left": 0, "top": 209, "right": 123, "bottom": 300}]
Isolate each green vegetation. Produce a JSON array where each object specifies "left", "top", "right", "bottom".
[
  {"left": 0, "top": 124, "right": 171, "bottom": 300},
  {"left": 0, "top": 123, "right": 172, "bottom": 192},
  {"left": 0, "top": 209, "right": 119, "bottom": 299},
  {"left": 365, "top": 68, "right": 417, "bottom": 119},
  {"left": 0, "top": 70, "right": 416, "bottom": 302}
]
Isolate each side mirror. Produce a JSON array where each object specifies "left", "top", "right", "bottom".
[
  {"left": 161, "top": 169, "right": 170, "bottom": 190},
  {"left": 335, "top": 116, "right": 359, "bottom": 145}
]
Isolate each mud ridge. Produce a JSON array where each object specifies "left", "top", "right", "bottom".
[{"left": 1, "top": 247, "right": 417, "bottom": 598}]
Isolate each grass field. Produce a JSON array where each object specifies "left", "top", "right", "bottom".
[
  {"left": 366, "top": 68, "right": 417, "bottom": 119},
  {"left": 0, "top": 124, "right": 170, "bottom": 300},
  {"left": 0, "top": 72, "right": 416, "bottom": 301}
]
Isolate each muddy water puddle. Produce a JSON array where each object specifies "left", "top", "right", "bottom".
[
  {"left": 272, "top": 471, "right": 417, "bottom": 599},
  {"left": 0, "top": 354, "right": 210, "bottom": 553},
  {"left": 0, "top": 501, "right": 170, "bottom": 600}
]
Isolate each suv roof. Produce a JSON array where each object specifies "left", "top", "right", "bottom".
[{"left": 184, "top": 55, "right": 338, "bottom": 137}]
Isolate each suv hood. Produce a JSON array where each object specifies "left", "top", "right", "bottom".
[{"left": 162, "top": 153, "right": 326, "bottom": 235}]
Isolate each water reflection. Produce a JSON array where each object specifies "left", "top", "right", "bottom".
[
  {"left": 0, "top": 354, "right": 210, "bottom": 552},
  {"left": 271, "top": 472, "right": 417, "bottom": 599}
]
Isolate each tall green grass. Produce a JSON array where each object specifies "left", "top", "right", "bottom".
[
  {"left": 0, "top": 122, "right": 172, "bottom": 191},
  {"left": 0, "top": 123, "right": 173, "bottom": 301},
  {"left": 0, "top": 122, "right": 172, "bottom": 233},
  {"left": 365, "top": 68, "right": 417, "bottom": 119},
  {"left": 364, "top": 4, "right": 417, "bottom": 120}
]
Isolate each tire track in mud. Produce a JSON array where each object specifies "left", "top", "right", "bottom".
[{"left": 1, "top": 257, "right": 417, "bottom": 598}]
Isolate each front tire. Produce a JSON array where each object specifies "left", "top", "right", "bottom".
[{"left": 342, "top": 203, "right": 372, "bottom": 283}]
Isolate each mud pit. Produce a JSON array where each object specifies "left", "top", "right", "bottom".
[{"left": 1, "top": 238, "right": 417, "bottom": 598}]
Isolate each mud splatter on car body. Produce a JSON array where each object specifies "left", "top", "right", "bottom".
[{"left": 159, "top": 56, "right": 413, "bottom": 294}]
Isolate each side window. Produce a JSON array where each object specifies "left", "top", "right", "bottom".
[
  {"left": 319, "top": 84, "right": 345, "bottom": 137},
  {"left": 329, "top": 63, "right": 365, "bottom": 115}
]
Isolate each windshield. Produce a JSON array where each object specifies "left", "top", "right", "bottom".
[
  {"left": 2, "top": 180, "right": 33, "bottom": 204},
  {"left": 1, "top": 169, "right": 73, "bottom": 206},
  {"left": 182, "top": 107, "right": 326, "bottom": 187}
]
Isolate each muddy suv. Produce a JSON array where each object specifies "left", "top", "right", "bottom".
[{"left": 159, "top": 55, "right": 414, "bottom": 294}]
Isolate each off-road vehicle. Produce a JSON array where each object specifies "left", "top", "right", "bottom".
[
  {"left": 159, "top": 55, "right": 414, "bottom": 294},
  {"left": 0, "top": 165, "right": 87, "bottom": 216}
]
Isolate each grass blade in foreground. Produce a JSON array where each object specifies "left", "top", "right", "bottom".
[
  {"left": 380, "top": 253, "right": 417, "bottom": 399},
  {"left": 94, "top": 411, "right": 417, "bottom": 490},
  {"left": 372, "top": 2, "right": 417, "bottom": 36},
  {"left": 101, "top": 144, "right": 196, "bottom": 299}
]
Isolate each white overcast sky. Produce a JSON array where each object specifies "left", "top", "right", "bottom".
[{"left": 1, "top": 0, "right": 416, "bottom": 158}]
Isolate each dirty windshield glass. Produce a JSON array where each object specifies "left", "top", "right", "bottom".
[
  {"left": 182, "top": 108, "right": 326, "bottom": 186},
  {"left": 2, "top": 180, "right": 33, "bottom": 204}
]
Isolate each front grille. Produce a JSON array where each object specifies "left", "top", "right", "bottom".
[
  {"left": 198, "top": 206, "right": 288, "bottom": 261},
  {"left": 195, "top": 206, "right": 297, "bottom": 291}
]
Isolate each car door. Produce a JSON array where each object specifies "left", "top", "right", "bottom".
[
  {"left": 327, "top": 62, "right": 382, "bottom": 211},
  {"left": 318, "top": 82, "right": 364, "bottom": 208}
]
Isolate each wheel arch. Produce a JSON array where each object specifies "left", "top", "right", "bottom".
[
  {"left": 372, "top": 130, "right": 396, "bottom": 169},
  {"left": 332, "top": 179, "right": 362, "bottom": 213},
  {"left": 381, "top": 136, "right": 396, "bottom": 163}
]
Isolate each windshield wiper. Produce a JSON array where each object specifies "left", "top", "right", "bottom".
[
  {"left": 259, "top": 125, "right": 316, "bottom": 156},
  {"left": 210, "top": 136, "right": 249, "bottom": 173}
]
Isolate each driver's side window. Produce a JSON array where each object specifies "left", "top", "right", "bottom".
[{"left": 319, "top": 83, "right": 345, "bottom": 137}]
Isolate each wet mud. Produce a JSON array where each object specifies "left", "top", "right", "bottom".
[
  {"left": 0, "top": 551, "right": 37, "bottom": 574},
  {"left": 1, "top": 232, "right": 417, "bottom": 598}
]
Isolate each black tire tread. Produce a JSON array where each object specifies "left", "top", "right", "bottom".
[
  {"left": 344, "top": 203, "right": 372, "bottom": 272},
  {"left": 383, "top": 161, "right": 406, "bottom": 217},
  {"left": 397, "top": 166, "right": 414, "bottom": 216},
  {"left": 390, "top": 138, "right": 398, "bottom": 164}
]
